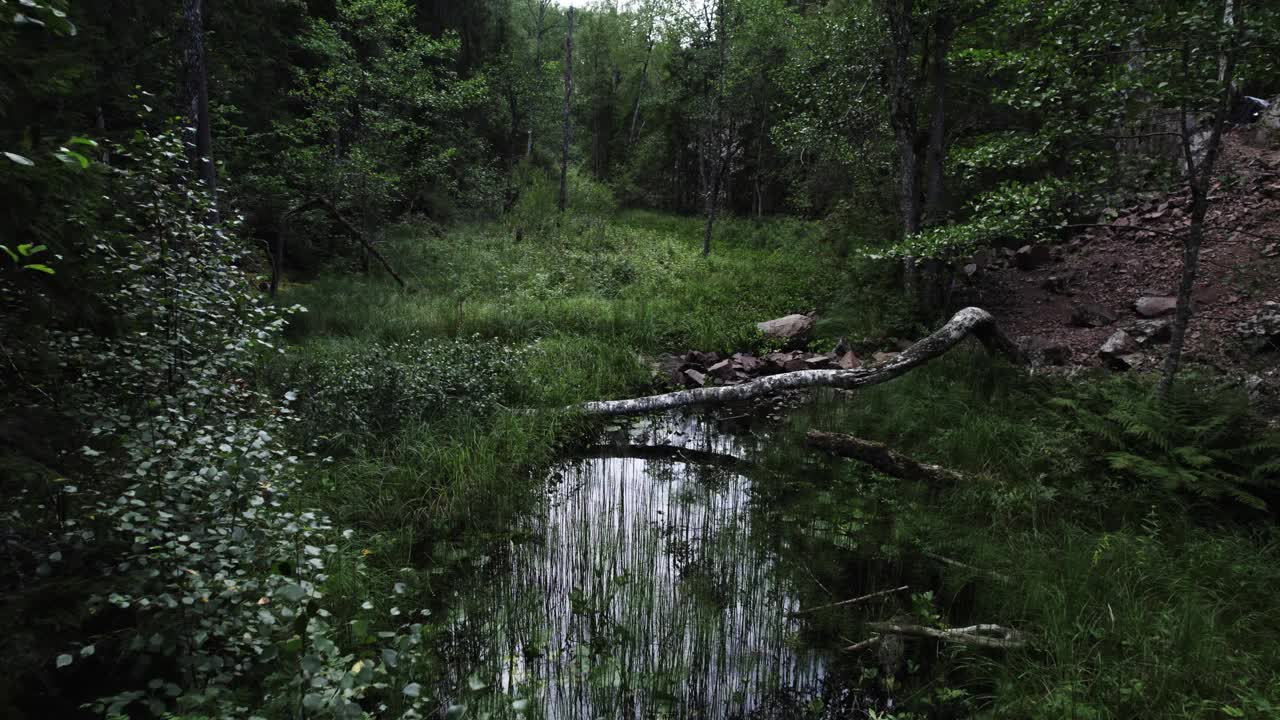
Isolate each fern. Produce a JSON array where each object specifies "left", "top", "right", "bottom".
[{"left": 1056, "top": 375, "right": 1280, "bottom": 510}]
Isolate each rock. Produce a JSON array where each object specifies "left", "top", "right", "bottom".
[
  {"left": 804, "top": 354, "right": 834, "bottom": 370},
  {"left": 684, "top": 350, "right": 721, "bottom": 366},
  {"left": 1248, "top": 95, "right": 1280, "bottom": 148},
  {"left": 732, "top": 352, "right": 764, "bottom": 374},
  {"left": 756, "top": 313, "right": 817, "bottom": 344},
  {"left": 683, "top": 369, "right": 707, "bottom": 387},
  {"left": 1070, "top": 303, "right": 1117, "bottom": 328},
  {"left": 1015, "top": 244, "right": 1052, "bottom": 270},
  {"left": 1099, "top": 330, "right": 1140, "bottom": 369},
  {"left": 1134, "top": 296, "right": 1178, "bottom": 318},
  {"left": 707, "top": 359, "right": 736, "bottom": 380},
  {"left": 871, "top": 351, "right": 900, "bottom": 365},
  {"left": 1128, "top": 318, "right": 1172, "bottom": 345},
  {"left": 653, "top": 355, "right": 686, "bottom": 385},
  {"left": 1041, "top": 272, "right": 1077, "bottom": 295},
  {"left": 1236, "top": 301, "right": 1280, "bottom": 352},
  {"left": 783, "top": 356, "right": 809, "bottom": 372},
  {"left": 835, "top": 351, "right": 861, "bottom": 369},
  {"left": 1016, "top": 335, "right": 1071, "bottom": 366}
]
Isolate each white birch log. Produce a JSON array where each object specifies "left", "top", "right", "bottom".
[{"left": 574, "top": 307, "right": 1022, "bottom": 417}]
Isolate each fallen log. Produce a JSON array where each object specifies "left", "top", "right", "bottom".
[
  {"left": 287, "top": 197, "right": 408, "bottom": 289},
  {"left": 923, "top": 551, "right": 1011, "bottom": 583},
  {"left": 806, "top": 431, "right": 965, "bottom": 484},
  {"left": 861, "top": 621, "right": 1027, "bottom": 650},
  {"left": 575, "top": 307, "right": 1023, "bottom": 417}
]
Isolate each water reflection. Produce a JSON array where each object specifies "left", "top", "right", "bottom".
[{"left": 460, "top": 415, "right": 826, "bottom": 718}]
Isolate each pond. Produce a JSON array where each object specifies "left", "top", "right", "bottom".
[{"left": 447, "top": 412, "right": 845, "bottom": 719}]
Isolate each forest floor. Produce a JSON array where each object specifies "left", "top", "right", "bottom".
[{"left": 970, "top": 129, "right": 1280, "bottom": 384}]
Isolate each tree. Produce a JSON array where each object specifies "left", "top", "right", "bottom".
[
  {"left": 558, "top": 6, "right": 574, "bottom": 213},
  {"left": 1157, "top": 0, "right": 1245, "bottom": 399},
  {"left": 182, "top": 0, "right": 217, "bottom": 218}
]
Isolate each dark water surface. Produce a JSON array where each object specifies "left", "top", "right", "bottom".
[{"left": 451, "top": 413, "right": 836, "bottom": 719}]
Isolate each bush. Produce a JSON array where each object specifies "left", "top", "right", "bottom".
[{"left": 271, "top": 335, "right": 528, "bottom": 450}]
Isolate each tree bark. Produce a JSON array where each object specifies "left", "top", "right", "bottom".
[
  {"left": 573, "top": 307, "right": 1023, "bottom": 417},
  {"left": 806, "top": 430, "right": 965, "bottom": 483},
  {"left": 558, "top": 8, "right": 575, "bottom": 213},
  {"left": 628, "top": 29, "right": 655, "bottom": 146},
  {"left": 702, "top": 0, "right": 729, "bottom": 258},
  {"left": 881, "top": 0, "right": 920, "bottom": 293},
  {"left": 182, "top": 0, "right": 217, "bottom": 220},
  {"left": 1157, "top": 0, "right": 1242, "bottom": 400}
]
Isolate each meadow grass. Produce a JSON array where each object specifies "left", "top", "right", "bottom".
[{"left": 778, "top": 352, "right": 1280, "bottom": 719}]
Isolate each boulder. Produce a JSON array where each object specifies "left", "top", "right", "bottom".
[
  {"left": 1099, "top": 330, "right": 1140, "bottom": 369},
  {"left": 1236, "top": 301, "right": 1280, "bottom": 352},
  {"left": 1249, "top": 95, "right": 1280, "bottom": 148},
  {"left": 1134, "top": 296, "right": 1178, "bottom": 318},
  {"left": 684, "top": 350, "right": 721, "bottom": 366},
  {"left": 756, "top": 313, "right": 817, "bottom": 344},
  {"left": 1070, "top": 303, "right": 1117, "bottom": 328},
  {"left": 1015, "top": 244, "right": 1052, "bottom": 270},
  {"left": 1128, "top": 318, "right": 1172, "bottom": 345},
  {"left": 1016, "top": 336, "right": 1071, "bottom": 366},
  {"left": 653, "top": 355, "right": 686, "bottom": 385}
]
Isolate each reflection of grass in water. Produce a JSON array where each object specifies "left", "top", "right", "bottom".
[{"left": 455, "top": 437, "right": 826, "bottom": 719}]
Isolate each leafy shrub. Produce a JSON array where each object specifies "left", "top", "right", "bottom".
[
  {"left": 6, "top": 124, "right": 447, "bottom": 718},
  {"left": 1052, "top": 376, "right": 1280, "bottom": 510},
  {"left": 272, "top": 335, "right": 528, "bottom": 449}
]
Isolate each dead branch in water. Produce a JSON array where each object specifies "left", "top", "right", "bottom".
[
  {"left": 858, "top": 622, "right": 1027, "bottom": 651},
  {"left": 806, "top": 431, "right": 966, "bottom": 484},
  {"left": 790, "top": 585, "right": 909, "bottom": 616}
]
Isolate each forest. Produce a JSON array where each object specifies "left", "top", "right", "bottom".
[{"left": 3, "top": 0, "right": 1280, "bottom": 717}]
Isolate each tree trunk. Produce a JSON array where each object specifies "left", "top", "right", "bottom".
[
  {"left": 920, "top": 17, "right": 952, "bottom": 313},
  {"left": 572, "top": 307, "right": 1023, "bottom": 417},
  {"left": 629, "top": 31, "right": 655, "bottom": 146},
  {"left": 882, "top": 0, "right": 920, "bottom": 294},
  {"left": 1158, "top": 0, "right": 1242, "bottom": 400},
  {"left": 182, "top": 0, "right": 217, "bottom": 220},
  {"left": 702, "top": 0, "right": 728, "bottom": 258},
  {"left": 558, "top": 8, "right": 574, "bottom": 213}
]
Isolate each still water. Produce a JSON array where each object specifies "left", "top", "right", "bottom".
[{"left": 454, "top": 414, "right": 829, "bottom": 718}]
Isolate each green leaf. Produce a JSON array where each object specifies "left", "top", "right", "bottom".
[
  {"left": 56, "top": 654, "right": 73, "bottom": 668},
  {"left": 467, "top": 673, "right": 487, "bottom": 691},
  {"left": 3, "top": 152, "right": 34, "bottom": 166},
  {"left": 55, "top": 150, "right": 90, "bottom": 169},
  {"left": 1, "top": 246, "right": 17, "bottom": 262},
  {"left": 68, "top": 136, "right": 99, "bottom": 148},
  {"left": 23, "top": 264, "right": 56, "bottom": 274},
  {"left": 402, "top": 682, "right": 422, "bottom": 698}
]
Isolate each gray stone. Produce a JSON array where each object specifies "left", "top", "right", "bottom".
[
  {"left": 1128, "top": 319, "right": 1172, "bottom": 345},
  {"left": 683, "top": 369, "right": 707, "bottom": 387},
  {"left": 1134, "top": 296, "right": 1178, "bottom": 318},
  {"left": 1237, "top": 301, "right": 1280, "bottom": 352},
  {"left": 707, "top": 359, "right": 736, "bottom": 380},
  {"left": 1099, "top": 330, "right": 1139, "bottom": 369},
  {"left": 756, "top": 313, "right": 817, "bottom": 343},
  {"left": 732, "top": 353, "right": 764, "bottom": 374},
  {"left": 835, "top": 351, "right": 861, "bottom": 369}
]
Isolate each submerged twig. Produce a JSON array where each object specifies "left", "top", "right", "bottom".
[
  {"left": 864, "top": 621, "right": 1027, "bottom": 650},
  {"left": 923, "top": 551, "right": 1011, "bottom": 583},
  {"left": 791, "top": 585, "right": 909, "bottom": 616}
]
